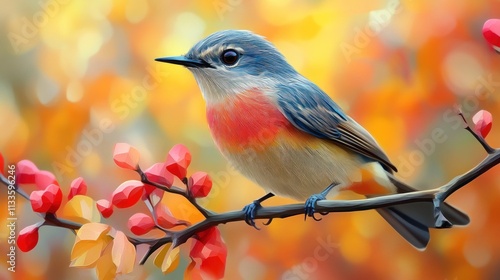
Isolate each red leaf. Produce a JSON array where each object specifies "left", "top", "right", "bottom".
[
  {"left": 16, "top": 160, "right": 39, "bottom": 184},
  {"left": 35, "top": 170, "right": 58, "bottom": 190},
  {"left": 144, "top": 163, "right": 174, "bottom": 188},
  {"left": 113, "top": 143, "right": 140, "bottom": 170},
  {"left": 483, "top": 19, "right": 500, "bottom": 52},
  {"left": 112, "top": 180, "right": 144, "bottom": 208},
  {"left": 155, "top": 203, "right": 181, "bottom": 229},
  {"left": 472, "top": 110, "right": 493, "bottom": 138},
  {"left": 30, "top": 184, "right": 63, "bottom": 213},
  {"left": 188, "top": 172, "right": 212, "bottom": 198},
  {"left": 166, "top": 144, "right": 192, "bottom": 179},
  {"left": 127, "top": 213, "right": 155, "bottom": 235},
  {"left": 68, "top": 177, "right": 88, "bottom": 200},
  {"left": 18, "top": 224, "right": 40, "bottom": 252},
  {"left": 185, "top": 261, "right": 204, "bottom": 280},
  {"left": 96, "top": 199, "right": 114, "bottom": 218},
  {"left": 189, "top": 227, "right": 227, "bottom": 279}
]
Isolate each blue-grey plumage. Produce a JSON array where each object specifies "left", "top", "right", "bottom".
[{"left": 155, "top": 29, "right": 470, "bottom": 249}]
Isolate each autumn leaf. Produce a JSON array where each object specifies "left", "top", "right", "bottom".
[
  {"left": 16, "top": 159, "right": 39, "bottom": 184},
  {"left": 95, "top": 242, "right": 117, "bottom": 280},
  {"left": 113, "top": 143, "right": 140, "bottom": 170},
  {"left": 69, "top": 177, "right": 88, "bottom": 200},
  {"left": 61, "top": 195, "right": 101, "bottom": 223},
  {"left": 18, "top": 224, "right": 40, "bottom": 252},
  {"left": 127, "top": 213, "right": 155, "bottom": 236},
  {"left": 96, "top": 199, "right": 114, "bottom": 218},
  {"left": 144, "top": 162, "right": 174, "bottom": 187},
  {"left": 30, "top": 184, "right": 63, "bottom": 213},
  {"left": 154, "top": 243, "right": 180, "bottom": 274},
  {"left": 166, "top": 144, "right": 192, "bottom": 179},
  {"left": 472, "top": 110, "right": 493, "bottom": 138},
  {"left": 71, "top": 223, "right": 112, "bottom": 268},
  {"left": 112, "top": 230, "right": 136, "bottom": 274},
  {"left": 483, "top": 19, "right": 500, "bottom": 52},
  {"left": 112, "top": 180, "right": 144, "bottom": 208},
  {"left": 188, "top": 172, "right": 213, "bottom": 198}
]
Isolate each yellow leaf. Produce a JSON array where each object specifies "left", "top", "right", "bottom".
[
  {"left": 162, "top": 246, "right": 180, "bottom": 274},
  {"left": 71, "top": 223, "right": 112, "bottom": 268},
  {"left": 112, "top": 230, "right": 136, "bottom": 274},
  {"left": 95, "top": 243, "right": 117, "bottom": 280},
  {"left": 61, "top": 195, "right": 101, "bottom": 223},
  {"left": 76, "top": 223, "right": 111, "bottom": 241},
  {"left": 71, "top": 237, "right": 112, "bottom": 268},
  {"left": 153, "top": 243, "right": 180, "bottom": 274},
  {"left": 154, "top": 243, "right": 171, "bottom": 268}
]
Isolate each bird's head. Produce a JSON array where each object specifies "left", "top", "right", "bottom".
[{"left": 156, "top": 30, "right": 297, "bottom": 103}]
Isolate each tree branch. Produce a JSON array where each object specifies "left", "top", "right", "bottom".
[{"left": 2, "top": 112, "right": 498, "bottom": 266}]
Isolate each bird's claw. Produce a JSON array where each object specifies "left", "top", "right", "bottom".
[
  {"left": 243, "top": 200, "right": 261, "bottom": 230},
  {"left": 304, "top": 193, "right": 326, "bottom": 221}
]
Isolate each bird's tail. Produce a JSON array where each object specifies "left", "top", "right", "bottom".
[{"left": 376, "top": 174, "right": 470, "bottom": 249}]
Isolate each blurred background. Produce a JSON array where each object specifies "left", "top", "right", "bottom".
[{"left": 1, "top": 0, "right": 500, "bottom": 279}]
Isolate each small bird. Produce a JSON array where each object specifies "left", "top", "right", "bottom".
[{"left": 156, "top": 30, "right": 469, "bottom": 249}]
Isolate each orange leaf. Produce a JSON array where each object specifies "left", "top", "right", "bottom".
[
  {"left": 155, "top": 203, "right": 181, "bottom": 229},
  {"left": 61, "top": 195, "right": 101, "bottom": 224},
  {"left": 113, "top": 143, "right": 140, "bottom": 170},
  {"left": 71, "top": 223, "right": 112, "bottom": 268},
  {"left": 75, "top": 223, "right": 111, "bottom": 241},
  {"left": 95, "top": 242, "right": 116, "bottom": 280},
  {"left": 154, "top": 244, "right": 180, "bottom": 274},
  {"left": 112, "top": 230, "right": 136, "bottom": 274}
]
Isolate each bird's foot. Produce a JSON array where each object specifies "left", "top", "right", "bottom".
[
  {"left": 243, "top": 200, "right": 262, "bottom": 230},
  {"left": 304, "top": 183, "right": 337, "bottom": 221},
  {"left": 304, "top": 193, "right": 327, "bottom": 221}
]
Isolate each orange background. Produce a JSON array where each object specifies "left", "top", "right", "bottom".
[{"left": 1, "top": 0, "right": 500, "bottom": 279}]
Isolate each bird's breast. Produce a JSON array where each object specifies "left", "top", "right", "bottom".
[{"left": 206, "top": 89, "right": 309, "bottom": 152}]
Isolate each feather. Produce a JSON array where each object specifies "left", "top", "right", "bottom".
[{"left": 276, "top": 80, "right": 398, "bottom": 173}]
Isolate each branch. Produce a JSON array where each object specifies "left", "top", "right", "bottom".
[
  {"left": 2, "top": 112, "right": 498, "bottom": 267},
  {"left": 138, "top": 115, "right": 499, "bottom": 264}
]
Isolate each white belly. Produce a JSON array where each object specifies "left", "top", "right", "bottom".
[{"left": 221, "top": 141, "right": 366, "bottom": 201}]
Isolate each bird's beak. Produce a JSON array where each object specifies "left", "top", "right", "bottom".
[{"left": 154, "top": 56, "right": 214, "bottom": 68}]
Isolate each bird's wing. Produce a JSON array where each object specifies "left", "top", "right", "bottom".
[{"left": 276, "top": 82, "right": 398, "bottom": 172}]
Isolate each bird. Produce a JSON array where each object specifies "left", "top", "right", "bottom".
[{"left": 155, "top": 30, "right": 469, "bottom": 249}]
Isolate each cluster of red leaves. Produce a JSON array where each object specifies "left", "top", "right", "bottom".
[
  {"left": 112, "top": 143, "right": 225, "bottom": 277},
  {"left": 3, "top": 142, "right": 225, "bottom": 279},
  {"left": 186, "top": 227, "right": 228, "bottom": 280},
  {"left": 15, "top": 160, "right": 91, "bottom": 252}
]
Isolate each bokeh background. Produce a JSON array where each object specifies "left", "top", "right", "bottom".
[{"left": 1, "top": 0, "right": 500, "bottom": 279}]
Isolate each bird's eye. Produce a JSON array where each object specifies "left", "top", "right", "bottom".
[{"left": 220, "top": 49, "right": 239, "bottom": 66}]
